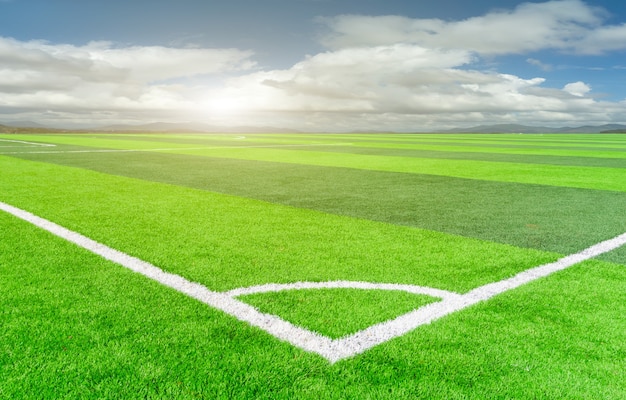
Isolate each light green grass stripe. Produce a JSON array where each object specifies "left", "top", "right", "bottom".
[
  {"left": 0, "top": 133, "right": 348, "bottom": 149},
  {"left": 169, "top": 147, "right": 626, "bottom": 192},
  {"left": 0, "top": 134, "right": 214, "bottom": 150},
  {"left": 149, "top": 133, "right": 348, "bottom": 146}
]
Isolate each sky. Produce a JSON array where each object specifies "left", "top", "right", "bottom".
[{"left": 1, "top": 0, "right": 626, "bottom": 132}]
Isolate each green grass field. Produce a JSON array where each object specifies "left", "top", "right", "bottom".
[{"left": 1, "top": 132, "right": 625, "bottom": 398}]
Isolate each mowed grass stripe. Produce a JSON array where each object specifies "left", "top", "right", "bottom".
[
  {"left": 10, "top": 132, "right": 626, "bottom": 152},
  {"left": 350, "top": 139, "right": 626, "bottom": 152},
  {"left": 0, "top": 133, "right": 345, "bottom": 150},
  {"left": 6, "top": 132, "right": 626, "bottom": 176},
  {"left": 74, "top": 133, "right": 340, "bottom": 148},
  {"left": 294, "top": 145, "right": 626, "bottom": 168},
  {"left": 349, "top": 141, "right": 626, "bottom": 160},
  {"left": 5, "top": 150, "right": 626, "bottom": 258},
  {"left": 2, "top": 133, "right": 624, "bottom": 192},
  {"left": 259, "top": 132, "right": 626, "bottom": 160},
  {"left": 0, "top": 156, "right": 557, "bottom": 293},
  {"left": 265, "top": 132, "right": 626, "bottom": 149},
  {"left": 171, "top": 147, "right": 626, "bottom": 192}
]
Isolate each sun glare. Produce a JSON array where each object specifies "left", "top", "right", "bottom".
[{"left": 205, "top": 96, "right": 245, "bottom": 116}]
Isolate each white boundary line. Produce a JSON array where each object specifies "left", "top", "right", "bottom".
[
  {"left": 0, "top": 138, "right": 56, "bottom": 148},
  {"left": 2, "top": 200, "right": 625, "bottom": 363}
]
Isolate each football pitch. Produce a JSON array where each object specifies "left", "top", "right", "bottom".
[{"left": 1, "top": 132, "right": 625, "bottom": 398}]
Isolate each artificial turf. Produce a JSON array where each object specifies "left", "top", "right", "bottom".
[
  {"left": 0, "top": 156, "right": 556, "bottom": 292},
  {"left": 7, "top": 142, "right": 626, "bottom": 257},
  {"left": 1, "top": 132, "right": 625, "bottom": 398},
  {"left": 239, "top": 289, "right": 440, "bottom": 338}
]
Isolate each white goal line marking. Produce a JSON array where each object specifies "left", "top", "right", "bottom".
[
  {"left": 2, "top": 200, "right": 625, "bottom": 363},
  {"left": 0, "top": 138, "right": 56, "bottom": 148}
]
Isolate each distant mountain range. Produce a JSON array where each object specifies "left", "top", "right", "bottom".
[
  {"left": 2, "top": 121, "right": 626, "bottom": 134},
  {"left": 441, "top": 123, "right": 626, "bottom": 133},
  {"left": 2, "top": 120, "right": 49, "bottom": 128},
  {"left": 0, "top": 122, "right": 69, "bottom": 133}
]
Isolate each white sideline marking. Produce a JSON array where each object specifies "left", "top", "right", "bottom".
[
  {"left": 0, "top": 138, "right": 56, "bottom": 147},
  {"left": 2, "top": 200, "right": 625, "bottom": 363},
  {"left": 0, "top": 142, "right": 351, "bottom": 155}
]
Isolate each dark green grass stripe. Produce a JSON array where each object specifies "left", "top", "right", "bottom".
[
  {"left": 81, "top": 135, "right": 262, "bottom": 147},
  {"left": 350, "top": 140, "right": 626, "bottom": 160},
  {"left": 8, "top": 150, "right": 626, "bottom": 259},
  {"left": 288, "top": 145, "right": 626, "bottom": 169},
  {"left": 340, "top": 139, "right": 626, "bottom": 152},
  {"left": 78, "top": 134, "right": 309, "bottom": 148},
  {"left": 415, "top": 134, "right": 626, "bottom": 146},
  {"left": 283, "top": 133, "right": 626, "bottom": 149}
]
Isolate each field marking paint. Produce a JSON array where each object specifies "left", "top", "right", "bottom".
[
  {"left": 2, "top": 200, "right": 625, "bottom": 363},
  {"left": 224, "top": 281, "right": 460, "bottom": 300},
  {"left": 0, "top": 138, "right": 56, "bottom": 148},
  {"left": 0, "top": 142, "right": 351, "bottom": 155}
]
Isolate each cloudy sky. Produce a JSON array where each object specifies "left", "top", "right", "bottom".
[{"left": 2, "top": 0, "right": 626, "bottom": 131}]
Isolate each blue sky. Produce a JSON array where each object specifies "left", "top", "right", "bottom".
[{"left": 1, "top": 0, "right": 626, "bottom": 131}]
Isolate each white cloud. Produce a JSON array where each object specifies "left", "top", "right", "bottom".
[
  {"left": 563, "top": 81, "right": 591, "bottom": 96},
  {"left": 198, "top": 42, "right": 615, "bottom": 131},
  {"left": 0, "top": 37, "right": 255, "bottom": 124},
  {"left": 318, "top": 0, "right": 625, "bottom": 55},
  {"left": 573, "top": 23, "right": 626, "bottom": 54},
  {"left": 0, "top": 38, "right": 255, "bottom": 82},
  {"left": 2, "top": 1, "right": 626, "bottom": 131}
]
